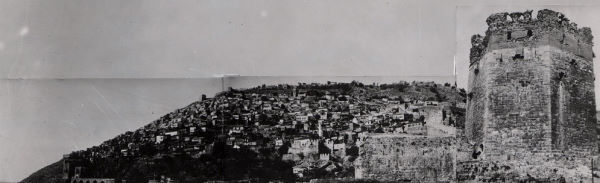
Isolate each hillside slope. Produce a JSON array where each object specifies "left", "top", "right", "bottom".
[
  {"left": 21, "top": 159, "right": 63, "bottom": 183},
  {"left": 23, "top": 81, "right": 466, "bottom": 182}
]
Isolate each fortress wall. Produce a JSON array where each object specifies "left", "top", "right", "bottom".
[
  {"left": 474, "top": 32, "right": 598, "bottom": 159},
  {"left": 457, "top": 151, "right": 595, "bottom": 182},
  {"left": 357, "top": 135, "right": 456, "bottom": 182},
  {"left": 468, "top": 47, "right": 597, "bottom": 163},
  {"left": 481, "top": 47, "right": 553, "bottom": 160},
  {"left": 467, "top": 9, "right": 598, "bottom": 161},
  {"left": 422, "top": 106, "right": 456, "bottom": 136},
  {"left": 461, "top": 9, "right": 598, "bottom": 182},
  {"left": 548, "top": 46, "right": 597, "bottom": 151},
  {"left": 422, "top": 106, "right": 443, "bottom": 125},
  {"left": 455, "top": 129, "right": 475, "bottom": 162},
  {"left": 465, "top": 55, "right": 488, "bottom": 146}
]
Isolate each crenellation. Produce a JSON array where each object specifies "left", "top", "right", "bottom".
[
  {"left": 471, "top": 9, "right": 594, "bottom": 68},
  {"left": 470, "top": 34, "right": 486, "bottom": 65}
]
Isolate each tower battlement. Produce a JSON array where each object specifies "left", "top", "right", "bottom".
[{"left": 471, "top": 9, "right": 594, "bottom": 66}]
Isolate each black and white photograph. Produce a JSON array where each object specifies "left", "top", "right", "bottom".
[{"left": 2, "top": 1, "right": 600, "bottom": 182}]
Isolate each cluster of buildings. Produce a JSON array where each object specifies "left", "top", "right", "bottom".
[
  {"left": 63, "top": 81, "right": 465, "bottom": 182},
  {"left": 57, "top": 9, "right": 598, "bottom": 183}
]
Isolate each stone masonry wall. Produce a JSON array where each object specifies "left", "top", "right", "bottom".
[
  {"left": 467, "top": 9, "right": 597, "bottom": 159},
  {"left": 482, "top": 46, "right": 553, "bottom": 159},
  {"left": 356, "top": 134, "right": 456, "bottom": 182},
  {"left": 549, "top": 46, "right": 597, "bottom": 151},
  {"left": 463, "top": 9, "right": 598, "bottom": 182},
  {"left": 465, "top": 53, "right": 487, "bottom": 147}
]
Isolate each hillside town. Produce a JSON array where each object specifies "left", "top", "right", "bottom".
[{"left": 60, "top": 81, "right": 466, "bottom": 182}]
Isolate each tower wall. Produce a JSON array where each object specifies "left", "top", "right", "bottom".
[
  {"left": 548, "top": 46, "right": 597, "bottom": 150},
  {"left": 480, "top": 46, "right": 553, "bottom": 159},
  {"left": 466, "top": 9, "right": 597, "bottom": 162}
]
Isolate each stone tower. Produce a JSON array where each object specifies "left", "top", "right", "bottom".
[{"left": 466, "top": 9, "right": 597, "bottom": 163}]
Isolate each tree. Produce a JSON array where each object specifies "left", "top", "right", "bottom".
[
  {"left": 318, "top": 142, "right": 331, "bottom": 154},
  {"left": 346, "top": 146, "right": 359, "bottom": 157},
  {"left": 259, "top": 113, "right": 269, "bottom": 124},
  {"left": 278, "top": 142, "right": 291, "bottom": 155},
  {"left": 139, "top": 143, "right": 157, "bottom": 156},
  {"left": 459, "top": 88, "right": 467, "bottom": 97},
  {"left": 418, "top": 116, "right": 426, "bottom": 125}
]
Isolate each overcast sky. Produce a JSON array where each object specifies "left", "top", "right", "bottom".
[{"left": 2, "top": 0, "right": 600, "bottom": 182}]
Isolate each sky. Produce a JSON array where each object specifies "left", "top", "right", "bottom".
[{"left": 2, "top": 0, "right": 600, "bottom": 182}]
